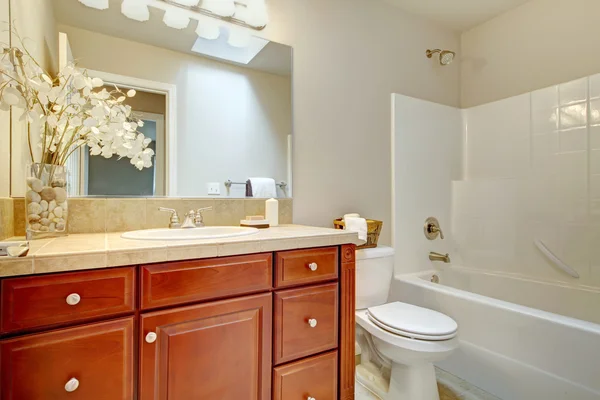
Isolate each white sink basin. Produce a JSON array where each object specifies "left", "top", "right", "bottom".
[{"left": 121, "top": 226, "right": 259, "bottom": 241}]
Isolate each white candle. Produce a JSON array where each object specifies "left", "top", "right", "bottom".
[{"left": 265, "top": 198, "right": 279, "bottom": 227}]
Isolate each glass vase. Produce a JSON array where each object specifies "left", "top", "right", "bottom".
[{"left": 25, "top": 163, "right": 68, "bottom": 240}]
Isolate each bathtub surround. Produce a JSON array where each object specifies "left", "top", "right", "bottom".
[
  {"left": 391, "top": 82, "right": 600, "bottom": 399},
  {"left": 11, "top": 198, "right": 293, "bottom": 236},
  {"left": 456, "top": 75, "right": 600, "bottom": 290},
  {"left": 391, "top": 94, "right": 462, "bottom": 275}
]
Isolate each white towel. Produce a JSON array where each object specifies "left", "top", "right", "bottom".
[
  {"left": 344, "top": 216, "right": 368, "bottom": 242},
  {"left": 249, "top": 177, "right": 277, "bottom": 198}
]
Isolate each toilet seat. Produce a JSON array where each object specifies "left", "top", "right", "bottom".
[{"left": 367, "top": 302, "right": 458, "bottom": 341}]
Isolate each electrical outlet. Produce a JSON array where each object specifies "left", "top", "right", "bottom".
[{"left": 207, "top": 182, "right": 220, "bottom": 195}]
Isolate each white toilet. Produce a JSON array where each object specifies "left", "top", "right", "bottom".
[{"left": 355, "top": 246, "right": 459, "bottom": 400}]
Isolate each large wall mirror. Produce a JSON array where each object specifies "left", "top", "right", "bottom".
[{"left": 8, "top": 0, "right": 292, "bottom": 199}]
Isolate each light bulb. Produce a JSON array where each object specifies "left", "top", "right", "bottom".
[
  {"left": 78, "top": 0, "right": 109, "bottom": 10},
  {"left": 163, "top": 8, "right": 191, "bottom": 29},
  {"left": 233, "top": 3, "right": 248, "bottom": 21},
  {"left": 244, "top": 0, "right": 268, "bottom": 27},
  {"left": 121, "top": 0, "right": 150, "bottom": 22},
  {"left": 196, "top": 19, "right": 221, "bottom": 40}
]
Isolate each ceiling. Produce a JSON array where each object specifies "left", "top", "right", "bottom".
[
  {"left": 51, "top": 0, "right": 292, "bottom": 76},
  {"left": 382, "top": 0, "right": 531, "bottom": 31}
]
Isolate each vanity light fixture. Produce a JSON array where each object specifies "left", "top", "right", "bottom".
[
  {"left": 77, "top": 0, "right": 109, "bottom": 10},
  {"left": 161, "top": 0, "right": 268, "bottom": 30}
]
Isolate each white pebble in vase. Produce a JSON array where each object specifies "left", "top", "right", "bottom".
[{"left": 265, "top": 198, "right": 279, "bottom": 227}]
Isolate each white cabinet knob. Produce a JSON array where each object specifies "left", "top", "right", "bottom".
[
  {"left": 65, "top": 377, "right": 79, "bottom": 392},
  {"left": 308, "top": 397, "right": 316, "bottom": 400},
  {"left": 145, "top": 332, "right": 157, "bottom": 343},
  {"left": 308, "top": 262, "right": 318, "bottom": 271},
  {"left": 66, "top": 293, "right": 81, "bottom": 306},
  {"left": 308, "top": 318, "right": 318, "bottom": 328}
]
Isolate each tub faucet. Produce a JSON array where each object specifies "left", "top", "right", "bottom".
[{"left": 429, "top": 252, "right": 451, "bottom": 263}]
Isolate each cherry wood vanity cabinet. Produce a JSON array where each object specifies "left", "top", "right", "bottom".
[{"left": 0, "top": 243, "right": 357, "bottom": 400}]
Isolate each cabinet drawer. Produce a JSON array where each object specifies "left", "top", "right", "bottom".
[
  {"left": 140, "top": 253, "right": 272, "bottom": 309},
  {"left": 274, "top": 283, "right": 338, "bottom": 365},
  {"left": 273, "top": 351, "right": 338, "bottom": 400},
  {"left": 275, "top": 247, "right": 338, "bottom": 288},
  {"left": 1, "top": 267, "right": 136, "bottom": 333},
  {"left": 0, "top": 317, "right": 134, "bottom": 400}
]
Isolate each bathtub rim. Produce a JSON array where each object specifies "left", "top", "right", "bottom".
[{"left": 395, "top": 268, "right": 600, "bottom": 336}]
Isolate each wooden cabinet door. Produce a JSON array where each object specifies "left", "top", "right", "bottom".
[
  {"left": 140, "top": 293, "right": 272, "bottom": 400},
  {"left": 0, "top": 317, "right": 134, "bottom": 400}
]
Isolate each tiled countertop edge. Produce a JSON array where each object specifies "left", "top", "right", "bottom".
[{"left": 0, "top": 226, "right": 360, "bottom": 277}]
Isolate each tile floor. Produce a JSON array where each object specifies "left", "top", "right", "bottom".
[{"left": 355, "top": 368, "right": 502, "bottom": 400}]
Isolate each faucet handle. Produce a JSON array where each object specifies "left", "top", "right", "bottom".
[
  {"left": 430, "top": 224, "right": 444, "bottom": 240},
  {"left": 424, "top": 217, "right": 444, "bottom": 240},
  {"left": 194, "top": 207, "right": 213, "bottom": 226},
  {"left": 158, "top": 207, "right": 181, "bottom": 229}
]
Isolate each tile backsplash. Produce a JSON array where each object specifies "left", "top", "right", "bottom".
[
  {"left": 0, "top": 198, "right": 14, "bottom": 240},
  {"left": 11, "top": 198, "right": 293, "bottom": 236}
]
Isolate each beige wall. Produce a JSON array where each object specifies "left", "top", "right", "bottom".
[
  {"left": 260, "top": 0, "right": 461, "bottom": 243},
  {"left": 0, "top": 0, "right": 9, "bottom": 198},
  {"left": 10, "top": 0, "right": 58, "bottom": 196},
  {"left": 461, "top": 0, "right": 600, "bottom": 108}
]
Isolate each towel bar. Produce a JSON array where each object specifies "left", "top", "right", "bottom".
[{"left": 225, "top": 180, "right": 287, "bottom": 189}]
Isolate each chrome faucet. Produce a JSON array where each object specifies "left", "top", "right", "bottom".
[
  {"left": 429, "top": 252, "right": 451, "bottom": 263},
  {"left": 158, "top": 206, "right": 213, "bottom": 229},
  {"left": 181, "top": 210, "right": 197, "bottom": 229}
]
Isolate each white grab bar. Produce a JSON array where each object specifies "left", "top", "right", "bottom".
[{"left": 534, "top": 239, "right": 580, "bottom": 279}]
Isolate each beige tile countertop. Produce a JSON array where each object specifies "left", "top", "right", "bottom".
[{"left": 0, "top": 225, "right": 361, "bottom": 278}]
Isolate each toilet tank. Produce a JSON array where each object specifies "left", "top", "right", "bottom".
[{"left": 355, "top": 246, "right": 395, "bottom": 310}]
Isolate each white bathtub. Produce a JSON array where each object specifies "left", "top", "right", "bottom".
[{"left": 389, "top": 267, "right": 600, "bottom": 400}]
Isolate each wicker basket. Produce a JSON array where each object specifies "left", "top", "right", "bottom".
[{"left": 333, "top": 218, "right": 383, "bottom": 249}]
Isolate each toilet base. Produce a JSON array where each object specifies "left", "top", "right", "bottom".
[{"left": 386, "top": 362, "right": 439, "bottom": 400}]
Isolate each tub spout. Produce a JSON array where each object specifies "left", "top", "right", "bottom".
[{"left": 429, "top": 252, "right": 451, "bottom": 263}]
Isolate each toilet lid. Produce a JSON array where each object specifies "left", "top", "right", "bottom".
[{"left": 367, "top": 302, "right": 458, "bottom": 341}]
